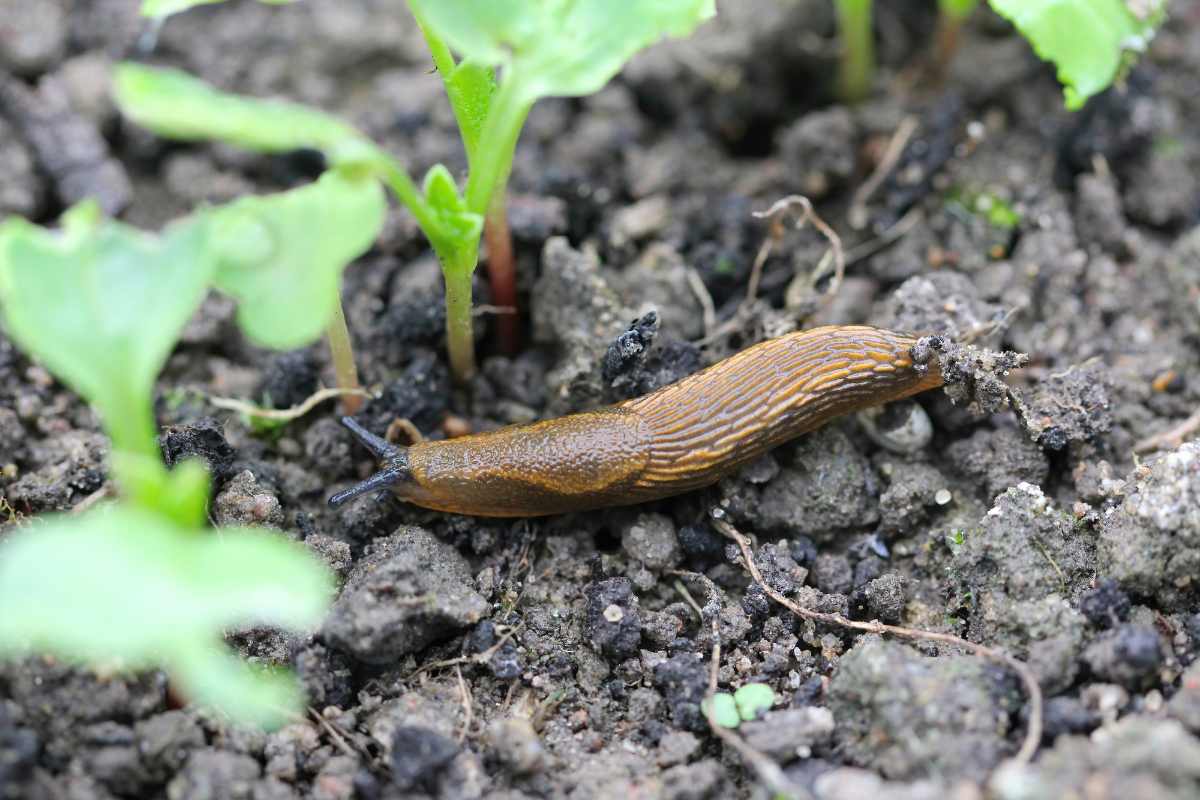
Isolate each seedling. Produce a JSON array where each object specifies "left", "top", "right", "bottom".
[
  {"left": 703, "top": 683, "right": 777, "bottom": 728},
  {"left": 122, "top": 0, "right": 716, "bottom": 382},
  {"left": 0, "top": 182, "right": 376, "bottom": 725},
  {"left": 834, "top": 0, "right": 1164, "bottom": 109}
]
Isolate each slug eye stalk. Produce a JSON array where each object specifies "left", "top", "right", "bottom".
[{"left": 328, "top": 417, "right": 410, "bottom": 507}]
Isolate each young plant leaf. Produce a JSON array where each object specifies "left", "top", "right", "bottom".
[
  {"left": 421, "top": 164, "right": 484, "bottom": 257},
  {"left": 988, "top": 0, "right": 1165, "bottom": 109},
  {"left": 733, "top": 683, "right": 776, "bottom": 721},
  {"left": 141, "top": 0, "right": 296, "bottom": 18},
  {"left": 702, "top": 693, "right": 742, "bottom": 729},
  {"left": 209, "top": 169, "right": 386, "bottom": 349},
  {"left": 114, "top": 63, "right": 371, "bottom": 165},
  {"left": 0, "top": 203, "right": 214, "bottom": 460},
  {"left": 0, "top": 505, "right": 333, "bottom": 729},
  {"left": 407, "top": 0, "right": 716, "bottom": 103}
]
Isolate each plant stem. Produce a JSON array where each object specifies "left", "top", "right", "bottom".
[
  {"left": 484, "top": 192, "right": 519, "bottom": 354},
  {"left": 465, "top": 77, "right": 531, "bottom": 217},
  {"left": 439, "top": 243, "right": 478, "bottom": 381},
  {"left": 836, "top": 0, "right": 875, "bottom": 103},
  {"left": 325, "top": 295, "right": 363, "bottom": 415}
]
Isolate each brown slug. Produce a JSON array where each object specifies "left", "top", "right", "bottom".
[{"left": 328, "top": 325, "right": 945, "bottom": 517}]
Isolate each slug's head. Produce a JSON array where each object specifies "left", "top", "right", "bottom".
[{"left": 327, "top": 417, "right": 412, "bottom": 508}]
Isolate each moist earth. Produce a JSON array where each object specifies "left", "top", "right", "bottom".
[{"left": 4, "top": 1, "right": 1200, "bottom": 799}]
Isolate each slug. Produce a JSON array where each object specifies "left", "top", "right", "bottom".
[{"left": 329, "top": 325, "right": 944, "bottom": 517}]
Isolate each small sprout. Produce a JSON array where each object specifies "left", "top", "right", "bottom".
[
  {"left": 945, "top": 188, "right": 1022, "bottom": 231},
  {"left": 704, "top": 693, "right": 742, "bottom": 729},
  {"left": 116, "top": 1, "right": 714, "bottom": 382},
  {"left": 703, "top": 683, "right": 777, "bottom": 729},
  {"left": 946, "top": 529, "right": 967, "bottom": 548},
  {"left": 733, "top": 683, "right": 776, "bottom": 720},
  {"left": 0, "top": 187, "right": 344, "bottom": 728},
  {"left": 0, "top": 504, "right": 332, "bottom": 729},
  {"left": 835, "top": 0, "right": 875, "bottom": 103}
]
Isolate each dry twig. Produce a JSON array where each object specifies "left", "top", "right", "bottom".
[
  {"left": 848, "top": 115, "right": 920, "bottom": 229},
  {"left": 1134, "top": 406, "right": 1200, "bottom": 454},
  {"left": 711, "top": 512, "right": 1042, "bottom": 765}
]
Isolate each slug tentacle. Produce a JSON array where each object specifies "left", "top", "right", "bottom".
[
  {"left": 330, "top": 326, "right": 947, "bottom": 517},
  {"left": 327, "top": 417, "right": 413, "bottom": 507}
]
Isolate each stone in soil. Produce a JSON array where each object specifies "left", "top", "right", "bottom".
[
  {"left": 584, "top": 577, "right": 643, "bottom": 661},
  {"left": 989, "top": 716, "right": 1200, "bottom": 800},
  {"left": 160, "top": 418, "right": 237, "bottom": 485},
  {"left": 725, "top": 427, "right": 880, "bottom": 542},
  {"left": 827, "top": 636, "right": 1015, "bottom": 781},
  {"left": 948, "top": 483, "right": 1091, "bottom": 691},
  {"left": 1096, "top": 442, "right": 1200, "bottom": 609},
  {"left": 322, "top": 526, "right": 488, "bottom": 664}
]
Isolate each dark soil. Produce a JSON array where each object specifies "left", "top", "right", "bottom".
[{"left": 4, "top": 1, "right": 1200, "bottom": 798}]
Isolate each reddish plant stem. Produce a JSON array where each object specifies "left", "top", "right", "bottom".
[{"left": 483, "top": 193, "right": 519, "bottom": 354}]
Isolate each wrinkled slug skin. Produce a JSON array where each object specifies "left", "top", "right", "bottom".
[{"left": 397, "top": 325, "right": 944, "bottom": 516}]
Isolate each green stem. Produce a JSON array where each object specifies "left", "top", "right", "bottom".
[
  {"left": 105, "top": 386, "right": 166, "bottom": 505},
  {"left": 376, "top": 157, "right": 438, "bottom": 235},
  {"left": 325, "top": 294, "right": 363, "bottom": 415},
  {"left": 836, "top": 0, "right": 875, "bottom": 104},
  {"left": 438, "top": 243, "right": 479, "bottom": 381},
  {"left": 465, "top": 77, "right": 531, "bottom": 217}
]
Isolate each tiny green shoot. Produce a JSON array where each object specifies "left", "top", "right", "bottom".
[
  {"left": 834, "top": 0, "right": 874, "bottom": 104},
  {"left": 120, "top": 0, "right": 715, "bottom": 382},
  {"left": 703, "top": 683, "right": 777, "bottom": 729}
]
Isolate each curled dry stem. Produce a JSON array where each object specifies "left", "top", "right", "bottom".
[
  {"left": 710, "top": 512, "right": 1043, "bottom": 765},
  {"left": 746, "top": 195, "right": 845, "bottom": 311},
  {"left": 209, "top": 386, "right": 371, "bottom": 423}
]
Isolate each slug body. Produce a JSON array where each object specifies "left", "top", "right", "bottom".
[{"left": 330, "top": 325, "right": 944, "bottom": 517}]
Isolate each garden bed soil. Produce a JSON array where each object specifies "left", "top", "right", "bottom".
[{"left": 5, "top": 1, "right": 1200, "bottom": 798}]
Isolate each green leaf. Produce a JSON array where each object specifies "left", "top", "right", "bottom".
[
  {"left": 0, "top": 204, "right": 214, "bottom": 460},
  {"left": 114, "top": 63, "right": 369, "bottom": 164},
  {"left": 988, "top": 0, "right": 1165, "bottom": 110},
  {"left": 702, "top": 693, "right": 741, "bottom": 728},
  {"left": 209, "top": 170, "right": 386, "bottom": 349},
  {"left": 141, "top": 0, "right": 296, "bottom": 18},
  {"left": 421, "top": 164, "right": 484, "bottom": 258},
  {"left": 733, "top": 683, "right": 776, "bottom": 721},
  {"left": 0, "top": 505, "right": 333, "bottom": 729},
  {"left": 444, "top": 62, "right": 496, "bottom": 161},
  {"left": 407, "top": 0, "right": 716, "bottom": 103}
]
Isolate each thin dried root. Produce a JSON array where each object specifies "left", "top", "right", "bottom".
[
  {"left": 711, "top": 512, "right": 1043, "bottom": 765},
  {"left": 746, "top": 195, "right": 845, "bottom": 310},
  {"left": 209, "top": 386, "right": 371, "bottom": 423}
]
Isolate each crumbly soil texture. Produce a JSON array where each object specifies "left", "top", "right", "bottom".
[{"left": 5, "top": 2, "right": 1200, "bottom": 799}]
